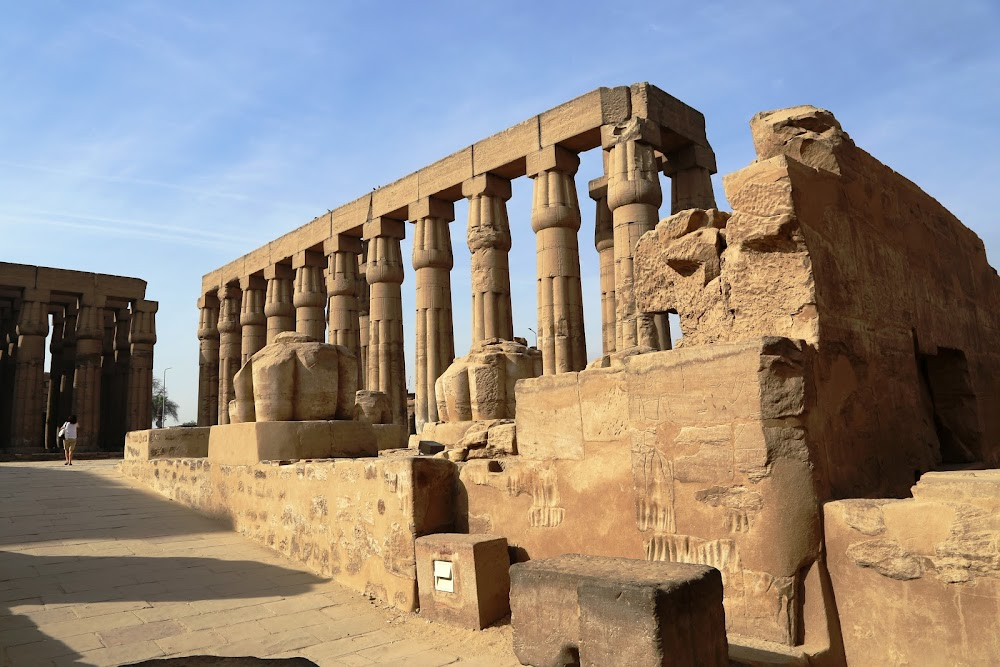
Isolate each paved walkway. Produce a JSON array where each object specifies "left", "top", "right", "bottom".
[{"left": 0, "top": 460, "right": 519, "bottom": 667}]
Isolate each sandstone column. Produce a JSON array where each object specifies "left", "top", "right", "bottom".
[
  {"left": 463, "top": 174, "right": 514, "bottom": 345},
  {"left": 58, "top": 305, "right": 77, "bottom": 421},
  {"left": 126, "top": 300, "right": 157, "bottom": 432},
  {"left": 602, "top": 118, "right": 666, "bottom": 350},
  {"left": 217, "top": 285, "right": 242, "bottom": 425},
  {"left": 196, "top": 294, "right": 220, "bottom": 426},
  {"left": 590, "top": 175, "right": 617, "bottom": 356},
  {"left": 239, "top": 275, "right": 266, "bottom": 365},
  {"left": 11, "top": 289, "right": 49, "bottom": 449},
  {"left": 365, "top": 217, "right": 407, "bottom": 428},
  {"left": 106, "top": 307, "right": 131, "bottom": 444},
  {"left": 73, "top": 296, "right": 104, "bottom": 450},
  {"left": 663, "top": 144, "right": 717, "bottom": 214},
  {"left": 264, "top": 264, "right": 294, "bottom": 344},
  {"left": 411, "top": 196, "right": 456, "bottom": 430},
  {"left": 325, "top": 235, "right": 363, "bottom": 388},
  {"left": 357, "top": 244, "right": 370, "bottom": 389},
  {"left": 45, "top": 309, "right": 65, "bottom": 449},
  {"left": 293, "top": 250, "right": 326, "bottom": 342},
  {"left": 527, "top": 146, "right": 587, "bottom": 374}
]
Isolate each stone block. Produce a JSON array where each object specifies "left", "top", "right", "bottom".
[
  {"left": 540, "top": 86, "right": 631, "bottom": 151},
  {"left": 372, "top": 423, "right": 406, "bottom": 451},
  {"left": 473, "top": 117, "right": 540, "bottom": 178},
  {"left": 510, "top": 554, "right": 727, "bottom": 667},
  {"left": 207, "top": 420, "right": 377, "bottom": 465},
  {"left": 330, "top": 194, "right": 372, "bottom": 236},
  {"left": 415, "top": 533, "right": 511, "bottom": 630},
  {"left": 578, "top": 367, "right": 628, "bottom": 443},
  {"left": 372, "top": 172, "right": 419, "bottom": 220},
  {"left": 515, "top": 373, "right": 584, "bottom": 460},
  {"left": 419, "top": 421, "right": 475, "bottom": 448},
  {"left": 125, "top": 427, "right": 211, "bottom": 460},
  {"left": 419, "top": 147, "right": 473, "bottom": 200}
]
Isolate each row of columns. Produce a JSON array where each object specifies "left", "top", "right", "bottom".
[
  {"left": 198, "top": 122, "right": 716, "bottom": 434},
  {"left": 0, "top": 290, "right": 157, "bottom": 450}
]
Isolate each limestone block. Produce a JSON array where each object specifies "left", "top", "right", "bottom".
[
  {"left": 372, "top": 423, "right": 405, "bottom": 451},
  {"left": 229, "top": 331, "right": 358, "bottom": 423},
  {"left": 455, "top": 419, "right": 517, "bottom": 460},
  {"left": 510, "top": 554, "right": 727, "bottom": 667},
  {"left": 435, "top": 338, "right": 541, "bottom": 423},
  {"left": 124, "top": 427, "right": 210, "bottom": 460},
  {"left": 415, "top": 533, "right": 511, "bottom": 630},
  {"left": 515, "top": 373, "right": 584, "bottom": 461},
  {"left": 579, "top": 368, "right": 628, "bottom": 444},
  {"left": 418, "top": 421, "right": 475, "bottom": 448},
  {"left": 355, "top": 390, "right": 392, "bottom": 424},
  {"left": 208, "top": 420, "right": 377, "bottom": 465}
]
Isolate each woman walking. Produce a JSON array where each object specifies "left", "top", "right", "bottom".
[{"left": 58, "top": 415, "right": 78, "bottom": 466}]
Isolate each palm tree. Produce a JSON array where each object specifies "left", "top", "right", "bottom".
[{"left": 152, "top": 377, "right": 179, "bottom": 428}]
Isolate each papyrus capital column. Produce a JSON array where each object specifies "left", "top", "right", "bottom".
[
  {"left": 410, "top": 196, "right": 455, "bottom": 431},
  {"left": 463, "top": 173, "right": 513, "bottom": 345},
  {"left": 357, "top": 243, "right": 370, "bottom": 390},
  {"left": 197, "top": 294, "right": 220, "bottom": 426},
  {"left": 590, "top": 175, "right": 617, "bottom": 356},
  {"left": 263, "top": 264, "right": 294, "bottom": 344},
  {"left": 365, "top": 217, "right": 407, "bottom": 430},
  {"left": 126, "top": 299, "right": 157, "bottom": 432},
  {"left": 325, "top": 235, "right": 363, "bottom": 388},
  {"left": 293, "top": 250, "right": 326, "bottom": 343},
  {"left": 527, "top": 146, "right": 587, "bottom": 374},
  {"left": 73, "top": 295, "right": 104, "bottom": 450},
  {"left": 662, "top": 144, "right": 718, "bottom": 214},
  {"left": 11, "top": 288, "right": 50, "bottom": 449},
  {"left": 239, "top": 275, "right": 266, "bottom": 365},
  {"left": 602, "top": 117, "right": 666, "bottom": 351},
  {"left": 217, "top": 284, "right": 242, "bottom": 425}
]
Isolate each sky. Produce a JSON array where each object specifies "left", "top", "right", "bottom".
[{"left": 2, "top": 1, "right": 998, "bottom": 425}]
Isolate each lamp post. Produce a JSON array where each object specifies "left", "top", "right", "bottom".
[
  {"left": 160, "top": 367, "right": 172, "bottom": 428},
  {"left": 527, "top": 327, "right": 538, "bottom": 349}
]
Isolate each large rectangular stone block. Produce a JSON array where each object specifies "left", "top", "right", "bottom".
[
  {"left": 510, "top": 554, "right": 727, "bottom": 667},
  {"left": 415, "top": 533, "right": 510, "bottom": 630},
  {"left": 207, "top": 420, "right": 377, "bottom": 465},
  {"left": 125, "top": 427, "right": 210, "bottom": 460},
  {"left": 515, "top": 373, "right": 584, "bottom": 460}
]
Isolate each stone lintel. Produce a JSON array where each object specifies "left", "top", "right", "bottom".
[
  {"left": 364, "top": 217, "right": 407, "bottom": 240},
  {"left": 21, "top": 288, "right": 51, "bottom": 304},
  {"left": 239, "top": 275, "right": 266, "bottom": 291},
  {"left": 132, "top": 299, "right": 158, "bottom": 314},
  {"left": 263, "top": 264, "right": 294, "bottom": 281},
  {"left": 461, "top": 173, "right": 512, "bottom": 200},
  {"left": 525, "top": 145, "right": 580, "bottom": 178},
  {"left": 323, "top": 234, "right": 363, "bottom": 255},
  {"left": 600, "top": 116, "right": 663, "bottom": 151},
  {"left": 198, "top": 294, "right": 219, "bottom": 310},
  {"left": 662, "top": 143, "right": 718, "bottom": 176},
  {"left": 408, "top": 196, "right": 455, "bottom": 222},
  {"left": 78, "top": 293, "right": 108, "bottom": 308},
  {"left": 588, "top": 175, "right": 608, "bottom": 200},
  {"left": 292, "top": 249, "right": 326, "bottom": 270}
]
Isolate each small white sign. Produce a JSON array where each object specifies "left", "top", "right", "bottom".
[{"left": 433, "top": 559, "right": 454, "bottom": 592}]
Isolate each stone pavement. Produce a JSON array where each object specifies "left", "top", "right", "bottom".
[{"left": 0, "top": 460, "right": 520, "bottom": 667}]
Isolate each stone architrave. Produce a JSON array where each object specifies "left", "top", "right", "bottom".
[
  {"left": 325, "top": 235, "right": 363, "bottom": 389},
  {"left": 589, "top": 175, "right": 616, "bottom": 356},
  {"left": 602, "top": 117, "right": 667, "bottom": 351},
  {"left": 72, "top": 296, "right": 104, "bottom": 450},
  {"left": 663, "top": 143, "right": 718, "bottom": 214},
  {"left": 365, "top": 217, "right": 407, "bottom": 429},
  {"left": 239, "top": 275, "right": 266, "bottom": 366},
  {"left": 463, "top": 174, "right": 514, "bottom": 345},
  {"left": 10, "top": 289, "right": 49, "bottom": 449},
  {"left": 196, "top": 294, "right": 220, "bottom": 426},
  {"left": 357, "top": 244, "right": 370, "bottom": 390},
  {"left": 216, "top": 285, "right": 241, "bottom": 425},
  {"left": 527, "top": 146, "right": 587, "bottom": 374},
  {"left": 293, "top": 250, "right": 326, "bottom": 343},
  {"left": 126, "top": 299, "right": 157, "bottom": 432},
  {"left": 411, "top": 196, "right": 456, "bottom": 432},
  {"left": 263, "top": 263, "right": 294, "bottom": 344}
]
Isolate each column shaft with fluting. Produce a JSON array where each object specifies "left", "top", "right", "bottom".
[
  {"left": 45, "top": 309, "right": 65, "bottom": 449},
  {"left": 196, "top": 294, "right": 220, "bottom": 426},
  {"left": 411, "top": 197, "right": 455, "bottom": 430},
  {"left": 11, "top": 289, "right": 49, "bottom": 449},
  {"left": 365, "top": 217, "right": 407, "bottom": 428},
  {"left": 293, "top": 250, "right": 327, "bottom": 342},
  {"left": 357, "top": 245, "right": 370, "bottom": 389},
  {"left": 216, "top": 285, "right": 242, "bottom": 425},
  {"left": 126, "top": 300, "right": 157, "bottom": 432},
  {"left": 58, "top": 306, "right": 77, "bottom": 421},
  {"left": 527, "top": 146, "right": 587, "bottom": 374},
  {"left": 325, "top": 235, "right": 363, "bottom": 388},
  {"left": 239, "top": 276, "right": 266, "bottom": 365},
  {"left": 590, "top": 175, "right": 616, "bottom": 356},
  {"left": 463, "top": 174, "right": 514, "bottom": 344},
  {"left": 73, "top": 296, "right": 104, "bottom": 450},
  {"left": 106, "top": 308, "right": 131, "bottom": 444},
  {"left": 602, "top": 118, "right": 665, "bottom": 350},
  {"left": 264, "top": 264, "right": 294, "bottom": 344}
]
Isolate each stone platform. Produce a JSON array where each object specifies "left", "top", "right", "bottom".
[{"left": 206, "top": 421, "right": 377, "bottom": 465}]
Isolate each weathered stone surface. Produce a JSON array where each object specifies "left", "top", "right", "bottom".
[
  {"left": 414, "top": 533, "right": 510, "bottom": 630},
  {"left": 120, "top": 455, "right": 457, "bottom": 611},
  {"left": 510, "top": 554, "right": 727, "bottom": 667},
  {"left": 825, "top": 470, "right": 1000, "bottom": 665},
  {"left": 435, "top": 338, "right": 541, "bottom": 423},
  {"left": 207, "top": 421, "right": 377, "bottom": 465},
  {"left": 354, "top": 389, "right": 391, "bottom": 424},
  {"left": 125, "top": 427, "right": 210, "bottom": 460},
  {"left": 230, "top": 332, "right": 357, "bottom": 423}
]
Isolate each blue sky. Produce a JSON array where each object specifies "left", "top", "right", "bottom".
[{"left": 2, "top": 1, "right": 998, "bottom": 424}]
